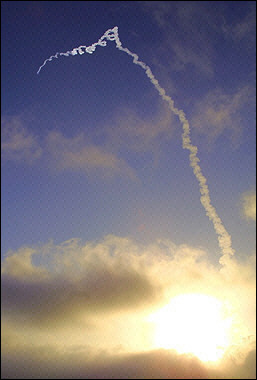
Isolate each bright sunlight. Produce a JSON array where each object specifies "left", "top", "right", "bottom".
[{"left": 149, "top": 294, "right": 232, "bottom": 362}]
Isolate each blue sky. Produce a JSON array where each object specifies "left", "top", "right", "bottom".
[
  {"left": 2, "top": 1, "right": 256, "bottom": 258},
  {"left": 1, "top": 2, "right": 256, "bottom": 379}
]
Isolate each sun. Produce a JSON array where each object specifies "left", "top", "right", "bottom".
[{"left": 148, "top": 293, "right": 232, "bottom": 362}]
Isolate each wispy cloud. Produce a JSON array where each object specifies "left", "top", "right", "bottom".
[
  {"left": 191, "top": 85, "right": 254, "bottom": 146},
  {"left": 241, "top": 189, "right": 256, "bottom": 221},
  {"left": 221, "top": 2, "right": 256, "bottom": 45},
  {"left": 141, "top": 1, "right": 216, "bottom": 77},
  {"left": 45, "top": 130, "right": 137, "bottom": 180},
  {"left": 105, "top": 101, "right": 176, "bottom": 160},
  {"left": 1, "top": 116, "right": 42, "bottom": 163},
  {"left": 1, "top": 102, "right": 177, "bottom": 179},
  {"left": 1, "top": 115, "right": 137, "bottom": 180}
]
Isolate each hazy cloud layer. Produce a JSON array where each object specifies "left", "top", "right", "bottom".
[{"left": 2, "top": 235, "right": 256, "bottom": 378}]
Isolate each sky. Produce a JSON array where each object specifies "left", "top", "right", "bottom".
[{"left": 1, "top": 1, "right": 256, "bottom": 379}]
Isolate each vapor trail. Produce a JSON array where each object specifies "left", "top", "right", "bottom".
[{"left": 37, "top": 27, "right": 235, "bottom": 263}]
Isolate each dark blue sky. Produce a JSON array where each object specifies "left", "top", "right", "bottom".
[{"left": 2, "top": 1, "right": 256, "bottom": 258}]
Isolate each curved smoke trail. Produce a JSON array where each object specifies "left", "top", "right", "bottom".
[{"left": 37, "top": 27, "right": 235, "bottom": 264}]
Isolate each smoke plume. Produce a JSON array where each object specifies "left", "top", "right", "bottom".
[{"left": 37, "top": 27, "right": 235, "bottom": 263}]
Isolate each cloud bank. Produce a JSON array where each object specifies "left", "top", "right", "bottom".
[{"left": 2, "top": 235, "right": 256, "bottom": 379}]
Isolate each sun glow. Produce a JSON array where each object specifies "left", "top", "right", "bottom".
[{"left": 149, "top": 294, "right": 232, "bottom": 362}]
